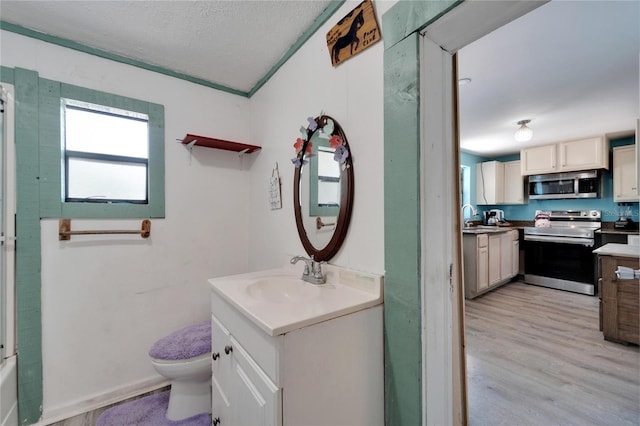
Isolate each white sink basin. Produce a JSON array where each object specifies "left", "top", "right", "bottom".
[
  {"left": 209, "top": 266, "right": 384, "bottom": 336},
  {"left": 246, "top": 276, "right": 321, "bottom": 303}
]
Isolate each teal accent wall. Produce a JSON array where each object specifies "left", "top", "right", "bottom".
[
  {"left": 382, "top": 1, "right": 463, "bottom": 424},
  {"left": 462, "top": 137, "right": 639, "bottom": 222}
]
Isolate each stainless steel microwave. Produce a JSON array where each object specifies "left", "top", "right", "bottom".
[{"left": 528, "top": 170, "right": 600, "bottom": 200}]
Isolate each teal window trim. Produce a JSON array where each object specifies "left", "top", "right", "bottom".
[{"left": 39, "top": 80, "right": 165, "bottom": 219}]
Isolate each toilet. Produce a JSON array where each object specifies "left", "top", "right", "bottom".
[{"left": 149, "top": 320, "right": 212, "bottom": 421}]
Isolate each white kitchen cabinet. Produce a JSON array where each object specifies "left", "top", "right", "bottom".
[
  {"left": 510, "top": 230, "right": 519, "bottom": 277},
  {"left": 210, "top": 290, "right": 384, "bottom": 426},
  {"left": 476, "top": 161, "right": 504, "bottom": 205},
  {"left": 476, "top": 160, "right": 524, "bottom": 205},
  {"left": 613, "top": 145, "right": 638, "bottom": 202},
  {"left": 477, "top": 234, "right": 489, "bottom": 292},
  {"left": 488, "top": 234, "right": 502, "bottom": 285},
  {"left": 503, "top": 161, "right": 525, "bottom": 204},
  {"left": 463, "top": 229, "right": 519, "bottom": 299},
  {"left": 521, "top": 143, "right": 558, "bottom": 175},
  {"left": 500, "top": 232, "right": 512, "bottom": 280},
  {"left": 521, "top": 136, "right": 609, "bottom": 176}
]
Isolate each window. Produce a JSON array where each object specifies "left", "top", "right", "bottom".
[
  {"left": 62, "top": 99, "right": 149, "bottom": 204},
  {"left": 37, "top": 80, "right": 165, "bottom": 219}
]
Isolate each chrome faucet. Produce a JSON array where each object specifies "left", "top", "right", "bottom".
[
  {"left": 290, "top": 255, "right": 326, "bottom": 285},
  {"left": 461, "top": 203, "right": 478, "bottom": 227}
]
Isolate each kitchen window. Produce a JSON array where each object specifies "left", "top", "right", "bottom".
[{"left": 62, "top": 99, "right": 149, "bottom": 204}]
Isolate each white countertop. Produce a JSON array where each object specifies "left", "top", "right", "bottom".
[
  {"left": 593, "top": 243, "right": 640, "bottom": 258},
  {"left": 209, "top": 265, "right": 383, "bottom": 336}
]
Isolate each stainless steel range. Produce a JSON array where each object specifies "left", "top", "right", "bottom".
[{"left": 524, "top": 209, "right": 601, "bottom": 295}]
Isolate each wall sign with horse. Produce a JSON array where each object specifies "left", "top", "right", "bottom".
[{"left": 326, "top": 0, "right": 381, "bottom": 67}]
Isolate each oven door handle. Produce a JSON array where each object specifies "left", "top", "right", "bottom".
[{"left": 524, "top": 234, "right": 594, "bottom": 247}]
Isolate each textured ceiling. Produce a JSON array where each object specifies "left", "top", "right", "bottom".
[{"left": 0, "top": 0, "right": 333, "bottom": 93}]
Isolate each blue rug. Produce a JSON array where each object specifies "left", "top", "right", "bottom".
[{"left": 96, "top": 391, "right": 210, "bottom": 426}]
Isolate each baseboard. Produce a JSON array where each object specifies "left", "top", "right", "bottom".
[{"left": 36, "top": 376, "right": 170, "bottom": 425}]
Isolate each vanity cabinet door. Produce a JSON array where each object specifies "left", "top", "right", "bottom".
[
  {"left": 211, "top": 315, "right": 232, "bottom": 424},
  {"left": 229, "top": 336, "right": 280, "bottom": 426}
]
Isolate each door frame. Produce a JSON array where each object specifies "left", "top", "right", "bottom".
[{"left": 382, "top": 1, "right": 547, "bottom": 424}]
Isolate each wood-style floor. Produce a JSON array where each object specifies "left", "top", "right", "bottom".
[{"left": 466, "top": 281, "right": 640, "bottom": 426}]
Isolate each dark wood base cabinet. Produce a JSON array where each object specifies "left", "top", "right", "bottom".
[{"left": 600, "top": 255, "right": 639, "bottom": 345}]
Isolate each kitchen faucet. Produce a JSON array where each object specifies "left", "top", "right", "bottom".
[
  {"left": 290, "top": 255, "right": 326, "bottom": 284},
  {"left": 461, "top": 203, "right": 478, "bottom": 227}
]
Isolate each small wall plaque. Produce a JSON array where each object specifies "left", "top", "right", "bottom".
[{"left": 326, "top": 0, "right": 381, "bottom": 67}]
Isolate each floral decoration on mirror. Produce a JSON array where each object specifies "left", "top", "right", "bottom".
[{"left": 291, "top": 113, "right": 350, "bottom": 169}]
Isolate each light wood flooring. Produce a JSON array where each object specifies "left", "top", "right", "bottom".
[{"left": 465, "top": 281, "right": 640, "bottom": 426}]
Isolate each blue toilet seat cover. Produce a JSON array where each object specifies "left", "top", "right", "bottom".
[{"left": 149, "top": 320, "right": 211, "bottom": 360}]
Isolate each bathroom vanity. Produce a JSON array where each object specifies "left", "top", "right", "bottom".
[{"left": 208, "top": 265, "right": 384, "bottom": 426}]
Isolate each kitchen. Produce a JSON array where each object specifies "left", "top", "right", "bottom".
[{"left": 456, "top": 1, "right": 639, "bottom": 424}]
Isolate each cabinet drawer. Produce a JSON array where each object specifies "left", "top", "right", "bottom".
[
  {"left": 211, "top": 292, "right": 283, "bottom": 385},
  {"left": 477, "top": 234, "right": 488, "bottom": 248}
]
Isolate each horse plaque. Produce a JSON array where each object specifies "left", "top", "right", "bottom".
[{"left": 326, "top": 0, "right": 381, "bottom": 67}]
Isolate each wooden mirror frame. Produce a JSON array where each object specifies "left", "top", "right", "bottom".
[{"left": 293, "top": 115, "right": 354, "bottom": 261}]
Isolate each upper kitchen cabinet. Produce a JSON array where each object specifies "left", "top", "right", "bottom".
[
  {"left": 503, "top": 160, "right": 525, "bottom": 204},
  {"left": 477, "top": 160, "right": 524, "bottom": 205},
  {"left": 476, "top": 161, "right": 504, "bottom": 205},
  {"left": 613, "top": 144, "right": 639, "bottom": 202},
  {"left": 521, "top": 136, "right": 609, "bottom": 176}
]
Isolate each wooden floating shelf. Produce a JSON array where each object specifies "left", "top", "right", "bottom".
[{"left": 181, "top": 134, "right": 261, "bottom": 154}]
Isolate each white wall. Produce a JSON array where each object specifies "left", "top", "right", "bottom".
[
  {"left": 247, "top": 0, "right": 394, "bottom": 275},
  {"left": 1, "top": 31, "right": 253, "bottom": 421},
  {"left": 0, "top": 0, "right": 396, "bottom": 420}
]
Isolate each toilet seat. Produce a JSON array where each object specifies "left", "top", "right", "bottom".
[
  {"left": 149, "top": 320, "right": 211, "bottom": 361},
  {"left": 149, "top": 321, "right": 212, "bottom": 420}
]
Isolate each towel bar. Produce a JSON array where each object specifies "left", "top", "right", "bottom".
[{"left": 58, "top": 218, "right": 151, "bottom": 240}]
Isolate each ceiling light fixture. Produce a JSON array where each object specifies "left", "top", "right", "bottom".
[{"left": 514, "top": 119, "right": 533, "bottom": 142}]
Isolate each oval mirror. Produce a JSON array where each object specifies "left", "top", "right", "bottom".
[{"left": 293, "top": 115, "right": 354, "bottom": 261}]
